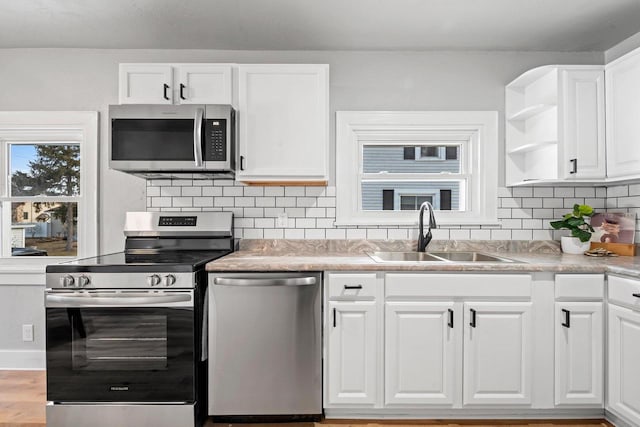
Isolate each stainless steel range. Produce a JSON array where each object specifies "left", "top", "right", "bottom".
[{"left": 45, "top": 211, "right": 234, "bottom": 427}]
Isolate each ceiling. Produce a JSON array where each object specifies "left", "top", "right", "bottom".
[{"left": 1, "top": 0, "right": 640, "bottom": 51}]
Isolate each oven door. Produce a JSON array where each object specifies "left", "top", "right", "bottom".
[
  {"left": 45, "top": 289, "right": 196, "bottom": 403},
  {"left": 110, "top": 104, "right": 205, "bottom": 171}
]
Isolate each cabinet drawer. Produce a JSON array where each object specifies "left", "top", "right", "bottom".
[
  {"left": 609, "top": 275, "right": 640, "bottom": 310},
  {"left": 386, "top": 274, "right": 531, "bottom": 298},
  {"left": 555, "top": 274, "right": 604, "bottom": 299},
  {"left": 327, "top": 273, "right": 378, "bottom": 299}
]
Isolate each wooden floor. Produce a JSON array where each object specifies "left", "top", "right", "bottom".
[{"left": 0, "top": 371, "right": 613, "bottom": 427}]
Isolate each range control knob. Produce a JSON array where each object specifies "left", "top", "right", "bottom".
[
  {"left": 147, "top": 274, "right": 162, "bottom": 287},
  {"left": 60, "top": 275, "right": 75, "bottom": 288},
  {"left": 78, "top": 275, "right": 91, "bottom": 288},
  {"left": 164, "top": 274, "right": 177, "bottom": 287}
]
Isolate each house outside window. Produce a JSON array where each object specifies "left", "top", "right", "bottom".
[
  {"left": 0, "top": 112, "right": 97, "bottom": 262},
  {"left": 336, "top": 111, "right": 498, "bottom": 226}
]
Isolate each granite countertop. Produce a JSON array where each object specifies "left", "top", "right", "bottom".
[{"left": 206, "top": 239, "right": 640, "bottom": 278}]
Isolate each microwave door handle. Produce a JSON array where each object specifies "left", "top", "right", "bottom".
[{"left": 194, "top": 108, "right": 204, "bottom": 167}]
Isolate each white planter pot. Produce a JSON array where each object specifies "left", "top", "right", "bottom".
[{"left": 560, "top": 236, "right": 591, "bottom": 254}]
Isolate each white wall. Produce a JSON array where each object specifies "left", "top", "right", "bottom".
[
  {"left": 0, "top": 48, "right": 603, "bottom": 254},
  {"left": 0, "top": 47, "right": 603, "bottom": 368}
]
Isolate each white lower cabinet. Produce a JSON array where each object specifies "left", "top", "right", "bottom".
[
  {"left": 327, "top": 301, "right": 378, "bottom": 405},
  {"left": 554, "top": 302, "right": 603, "bottom": 405},
  {"left": 385, "top": 302, "right": 461, "bottom": 405},
  {"left": 608, "top": 303, "right": 640, "bottom": 425},
  {"left": 462, "top": 302, "right": 533, "bottom": 405}
]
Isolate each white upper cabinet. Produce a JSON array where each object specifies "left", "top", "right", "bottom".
[
  {"left": 505, "top": 65, "right": 605, "bottom": 186},
  {"left": 119, "top": 63, "right": 233, "bottom": 105},
  {"left": 119, "top": 64, "right": 174, "bottom": 104},
  {"left": 174, "top": 65, "right": 232, "bottom": 105},
  {"left": 606, "top": 47, "right": 640, "bottom": 180},
  {"left": 236, "top": 64, "right": 329, "bottom": 184}
]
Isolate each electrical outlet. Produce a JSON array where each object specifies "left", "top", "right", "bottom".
[
  {"left": 276, "top": 212, "right": 288, "bottom": 228},
  {"left": 22, "top": 324, "right": 33, "bottom": 342}
]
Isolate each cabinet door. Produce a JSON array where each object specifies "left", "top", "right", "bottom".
[
  {"left": 119, "top": 64, "right": 173, "bottom": 104},
  {"left": 554, "top": 302, "right": 603, "bottom": 406},
  {"left": 236, "top": 64, "right": 329, "bottom": 183},
  {"left": 606, "top": 49, "right": 640, "bottom": 179},
  {"left": 385, "top": 302, "right": 460, "bottom": 405},
  {"left": 463, "top": 302, "right": 532, "bottom": 405},
  {"left": 175, "top": 65, "right": 232, "bottom": 105},
  {"left": 561, "top": 69, "right": 605, "bottom": 179},
  {"left": 327, "top": 301, "right": 377, "bottom": 405},
  {"left": 608, "top": 304, "right": 640, "bottom": 424}
]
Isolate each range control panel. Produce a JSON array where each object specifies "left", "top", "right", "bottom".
[
  {"left": 158, "top": 216, "right": 197, "bottom": 227},
  {"left": 205, "top": 119, "right": 227, "bottom": 161}
]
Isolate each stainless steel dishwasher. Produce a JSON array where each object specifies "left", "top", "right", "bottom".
[{"left": 208, "top": 272, "right": 322, "bottom": 419}]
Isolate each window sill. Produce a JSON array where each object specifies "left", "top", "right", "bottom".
[{"left": 334, "top": 218, "right": 501, "bottom": 227}]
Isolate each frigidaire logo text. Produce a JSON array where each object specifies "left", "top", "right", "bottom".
[{"left": 110, "top": 386, "right": 129, "bottom": 391}]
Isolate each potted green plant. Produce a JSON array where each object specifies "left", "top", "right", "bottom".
[{"left": 550, "top": 204, "right": 595, "bottom": 254}]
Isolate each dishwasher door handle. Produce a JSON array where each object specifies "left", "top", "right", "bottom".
[{"left": 213, "top": 277, "right": 317, "bottom": 287}]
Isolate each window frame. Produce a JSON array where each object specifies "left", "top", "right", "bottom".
[
  {"left": 0, "top": 112, "right": 98, "bottom": 268},
  {"left": 336, "top": 111, "right": 499, "bottom": 226}
]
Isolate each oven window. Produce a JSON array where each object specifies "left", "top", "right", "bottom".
[
  {"left": 111, "top": 119, "right": 198, "bottom": 161},
  {"left": 71, "top": 313, "right": 168, "bottom": 371},
  {"left": 46, "top": 306, "right": 195, "bottom": 402}
]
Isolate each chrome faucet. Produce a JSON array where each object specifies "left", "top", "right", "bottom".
[{"left": 417, "top": 201, "right": 437, "bottom": 252}]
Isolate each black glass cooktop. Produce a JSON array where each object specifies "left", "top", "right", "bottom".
[{"left": 46, "top": 250, "right": 232, "bottom": 273}]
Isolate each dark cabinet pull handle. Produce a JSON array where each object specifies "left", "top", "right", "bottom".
[
  {"left": 562, "top": 309, "right": 571, "bottom": 328},
  {"left": 240, "top": 155, "right": 246, "bottom": 171},
  {"left": 633, "top": 293, "right": 640, "bottom": 298},
  {"left": 470, "top": 308, "right": 477, "bottom": 328},
  {"left": 332, "top": 308, "right": 336, "bottom": 328},
  {"left": 163, "top": 83, "right": 170, "bottom": 100},
  {"left": 448, "top": 308, "right": 454, "bottom": 329},
  {"left": 570, "top": 158, "right": 577, "bottom": 174},
  {"left": 180, "top": 83, "right": 186, "bottom": 100},
  {"left": 344, "top": 285, "right": 362, "bottom": 290}
]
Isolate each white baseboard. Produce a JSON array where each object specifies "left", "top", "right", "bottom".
[
  {"left": 606, "top": 409, "right": 637, "bottom": 427},
  {"left": 324, "top": 408, "right": 606, "bottom": 419},
  {"left": 0, "top": 350, "right": 45, "bottom": 370}
]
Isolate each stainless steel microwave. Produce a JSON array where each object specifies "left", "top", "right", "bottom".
[{"left": 109, "top": 104, "right": 236, "bottom": 179}]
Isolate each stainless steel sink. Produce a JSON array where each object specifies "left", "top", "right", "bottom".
[
  {"left": 427, "top": 251, "right": 517, "bottom": 263},
  {"left": 368, "top": 251, "right": 518, "bottom": 263},
  {"left": 368, "top": 251, "right": 446, "bottom": 263}
]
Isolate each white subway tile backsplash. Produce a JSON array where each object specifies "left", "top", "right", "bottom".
[
  {"left": 146, "top": 179, "right": 619, "bottom": 241},
  {"left": 244, "top": 187, "right": 264, "bottom": 197},
  {"left": 533, "top": 187, "right": 554, "bottom": 198},
  {"left": 255, "top": 197, "right": 276, "bottom": 207},
  {"left": 285, "top": 228, "right": 305, "bottom": 239},
  {"left": 512, "top": 187, "right": 533, "bottom": 197},
  {"left": 285, "top": 187, "right": 305, "bottom": 197},
  {"left": 305, "top": 229, "right": 326, "bottom": 239},
  {"left": 223, "top": 186, "right": 243, "bottom": 197},
  {"left": 264, "top": 187, "right": 284, "bottom": 197},
  {"left": 264, "top": 228, "right": 284, "bottom": 239},
  {"left": 554, "top": 187, "right": 574, "bottom": 198},
  {"left": 346, "top": 228, "right": 367, "bottom": 239}
]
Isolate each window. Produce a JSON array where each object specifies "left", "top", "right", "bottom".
[
  {"left": 336, "top": 111, "right": 498, "bottom": 226},
  {"left": 0, "top": 112, "right": 98, "bottom": 262}
]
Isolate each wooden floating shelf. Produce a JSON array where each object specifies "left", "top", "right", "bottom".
[
  {"left": 508, "top": 140, "right": 557, "bottom": 155},
  {"left": 508, "top": 103, "right": 556, "bottom": 121}
]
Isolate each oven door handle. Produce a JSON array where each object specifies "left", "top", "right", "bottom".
[
  {"left": 194, "top": 107, "right": 204, "bottom": 167},
  {"left": 213, "top": 277, "right": 317, "bottom": 287},
  {"left": 45, "top": 292, "right": 193, "bottom": 308}
]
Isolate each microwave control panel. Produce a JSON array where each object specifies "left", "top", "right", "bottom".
[{"left": 205, "top": 119, "right": 227, "bottom": 161}]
